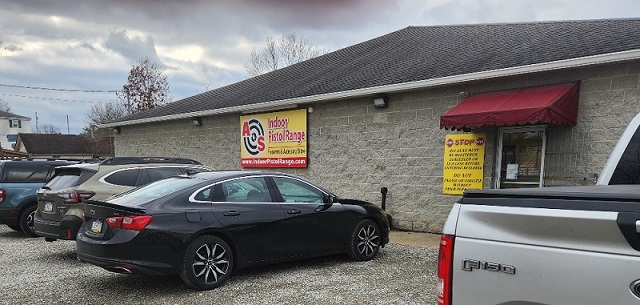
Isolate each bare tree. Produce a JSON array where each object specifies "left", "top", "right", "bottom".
[
  {"left": 82, "top": 101, "right": 128, "bottom": 136},
  {"left": 244, "top": 34, "right": 328, "bottom": 76},
  {"left": 0, "top": 100, "right": 11, "bottom": 112},
  {"left": 37, "top": 124, "right": 61, "bottom": 134},
  {"left": 116, "top": 57, "right": 170, "bottom": 114}
]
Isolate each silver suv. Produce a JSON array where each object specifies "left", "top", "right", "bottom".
[{"left": 34, "top": 157, "right": 209, "bottom": 241}]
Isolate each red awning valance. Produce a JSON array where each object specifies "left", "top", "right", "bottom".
[{"left": 440, "top": 82, "right": 580, "bottom": 129}]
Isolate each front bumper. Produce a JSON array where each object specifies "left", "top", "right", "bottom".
[{"left": 34, "top": 214, "right": 83, "bottom": 240}]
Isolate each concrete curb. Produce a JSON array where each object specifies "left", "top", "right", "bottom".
[{"left": 389, "top": 230, "right": 441, "bottom": 249}]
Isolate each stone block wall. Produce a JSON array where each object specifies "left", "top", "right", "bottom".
[{"left": 115, "top": 59, "right": 640, "bottom": 233}]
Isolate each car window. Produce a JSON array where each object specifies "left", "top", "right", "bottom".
[
  {"left": 221, "top": 177, "right": 271, "bottom": 202},
  {"left": 138, "top": 167, "right": 185, "bottom": 186},
  {"left": 273, "top": 177, "right": 324, "bottom": 203},
  {"left": 193, "top": 184, "right": 225, "bottom": 202},
  {"left": 611, "top": 126, "right": 640, "bottom": 184},
  {"left": 103, "top": 169, "right": 141, "bottom": 187},
  {"left": 1, "top": 164, "right": 51, "bottom": 183},
  {"left": 45, "top": 168, "right": 83, "bottom": 190}
]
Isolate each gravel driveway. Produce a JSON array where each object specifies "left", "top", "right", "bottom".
[{"left": 0, "top": 226, "right": 437, "bottom": 304}]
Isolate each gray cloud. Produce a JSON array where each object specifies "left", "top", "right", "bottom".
[
  {"left": 104, "top": 29, "right": 164, "bottom": 66},
  {"left": 1, "top": 0, "right": 639, "bottom": 134}
]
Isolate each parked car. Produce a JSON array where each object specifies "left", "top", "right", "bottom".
[
  {"left": 0, "top": 158, "right": 80, "bottom": 237},
  {"left": 34, "top": 157, "right": 209, "bottom": 241},
  {"left": 76, "top": 171, "right": 390, "bottom": 290}
]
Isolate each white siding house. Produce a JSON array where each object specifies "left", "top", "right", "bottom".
[{"left": 0, "top": 111, "right": 31, "bottom": 150}]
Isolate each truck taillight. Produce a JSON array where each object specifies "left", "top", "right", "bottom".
[
  {"left": 0, "top": 188, "right": 5, "bottom": 203},
  {"left": 437, "top": 234, "right": 454, "bottom": 305}
]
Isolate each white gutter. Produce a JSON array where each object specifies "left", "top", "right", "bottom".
[{"left": 100, "top": 49, "right": 640, "bottom": 129}]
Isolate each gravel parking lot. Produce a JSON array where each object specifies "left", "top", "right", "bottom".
[{"left": 0, "top": 226, "right": 437, "bottom": 304}]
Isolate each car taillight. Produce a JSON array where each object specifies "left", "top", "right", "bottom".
[
  {"left": 0, "top": 188, "right": 5, "bottom": 203},
  {"left": 57, "top": 191, "right": 95, "bottom": 203},
  {"left": 437, "top": 234, "right": 455, "bottom": 305},
  {"left": 106, "top": 215, "right": 153, "bottom": 231}
]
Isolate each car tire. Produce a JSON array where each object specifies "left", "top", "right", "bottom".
[
  {"left": 18, "top": 205, "right": 39, "bottom": 237},
  {"left": 347, "top": 219, "right": 381, "bottom": 261},
  {"left": 180, "top": 235, "right": 234, "bottom": 290}
]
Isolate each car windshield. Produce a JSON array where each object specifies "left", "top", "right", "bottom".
[{"left": 108, "top": 176, "right": 202, "bottom": 207}]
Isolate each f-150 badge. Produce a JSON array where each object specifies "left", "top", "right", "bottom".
[{"left": 462, "top": 259, "right": 516, "bottom": 275}]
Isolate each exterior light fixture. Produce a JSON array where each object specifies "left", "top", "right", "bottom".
[
  {"left": 192, "top": 118, "right": 203, "bottom": 126},
  {"left": 113, "top": 127, "right": 121, "bottom": 134},
  {"left": 373, "top": 97, "right": 388, "bottom": 108}
]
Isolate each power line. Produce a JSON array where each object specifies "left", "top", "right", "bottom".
[
  {"left": 0, "top": 93, "right": 103, "bottom": 104},
  {"left": 0, "top": 83, "right": 117, "bottom": 93}
]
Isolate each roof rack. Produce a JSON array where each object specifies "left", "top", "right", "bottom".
[
  {"left": 99, "top": 157, "right": 202, "bottom": 166},
  {"left": 7, "top": 158, "right": 83, "bottom": 162}
]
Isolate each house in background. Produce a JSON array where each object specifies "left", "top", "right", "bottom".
[
  {"left": 14, "top": 133, "right": 115, "bottom": 159},
  {"left": 0, "top": 111, "right": 31, "bottom": 150}
]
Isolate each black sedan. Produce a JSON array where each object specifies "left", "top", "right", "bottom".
[{"left": 76, "top": 171, "right": 390, "bottom": 290}]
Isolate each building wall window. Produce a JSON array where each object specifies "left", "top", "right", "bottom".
[
  {"left": 6, "top": 134, "right": 17, "bottom": 142},
  {"left": 9, "top": 119, "right": 21, "bottom": 128},
  {"left": 494, "top": 126, "right": 547, "bottom": 189}
]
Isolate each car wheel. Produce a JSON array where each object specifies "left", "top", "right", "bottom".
[
  {"left": 348, "top": 219, "right": 381, "bottom": 261},
  {"left": 19, "top": 205, "right": 39, "bottom": 238},
  {"left": 180, "top": 235, "right": 234, "bottom": 290},
  {"left": 7, "top": 224, "right": 21, "bottom": 231}
]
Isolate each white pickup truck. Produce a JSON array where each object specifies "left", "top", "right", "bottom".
[{"left": 438, "top": 114, "right": 640, "bottom": 305}]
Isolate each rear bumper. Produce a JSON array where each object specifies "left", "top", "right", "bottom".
[
  {"left": 0, "top": 208, "right": 18, "bottom": 225},
  {"left": 34, "top": 215, "right": 83, "bottom": 240},
  {"left": 76, "top": 251, "right": 170, "bottom": 275},
  {"left": 76, "top": 230, "right": 179, "bottom": 275}
]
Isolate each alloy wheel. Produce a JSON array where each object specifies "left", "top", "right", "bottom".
[
  {"left": 192, "top": 243, "right": 230, "bottom": 284},
  {"left": 356, "top": 224, "right": 380, "bottom": 257}
]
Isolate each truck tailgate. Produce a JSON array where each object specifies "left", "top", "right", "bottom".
[{"left": 452, "top": 204, "right": 640, "bottom": 305}]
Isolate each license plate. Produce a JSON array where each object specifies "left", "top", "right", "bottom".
[
  {"left": 44, "top": 202, "right": 53, "bottom": 213},
  {"left": 90, "top": 219, "right": 103, "bottom": 233}
]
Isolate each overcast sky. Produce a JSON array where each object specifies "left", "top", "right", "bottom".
[{"left": 0, "top": 0, "right": 638, "bottom": 135}]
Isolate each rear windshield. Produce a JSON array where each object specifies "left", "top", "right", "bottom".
[
  {"left": 45, "top": 168, "right": 95, "bottom": 190},
  {"left": 109, "top": 177, "right": 203, "bottom": 207}
]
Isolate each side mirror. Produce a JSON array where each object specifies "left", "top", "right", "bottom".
[{"left": 323, "top": 194, "right": 338, "bottom": 204}]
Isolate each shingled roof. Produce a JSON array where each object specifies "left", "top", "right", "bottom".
[
  {"left": 106, "top": 18, "right": 640, "bottom": 127},
  {"left": 0, "top": 111, "right": 30, "bottom": 120},
  {"left": 16, "top": 134, "right": 114, "bottom": 156}
]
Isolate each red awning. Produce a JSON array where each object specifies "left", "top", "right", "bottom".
[{"left": 440, "top": 82, "right": 580, "bottom": 129}]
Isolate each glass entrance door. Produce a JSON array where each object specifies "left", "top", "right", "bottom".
[{"left": 495, "top": 126, "right": 546, "bottom": 189}]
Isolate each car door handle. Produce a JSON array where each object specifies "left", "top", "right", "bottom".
[
  {"left": 286, "top": 209, "right": 301, "bottom": 215},
  {"left": 223, "top": 211, "right": 240, "bottom": 216},
  {"left": 635, "top": 220, "right": 640, "bottom": 233}
]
